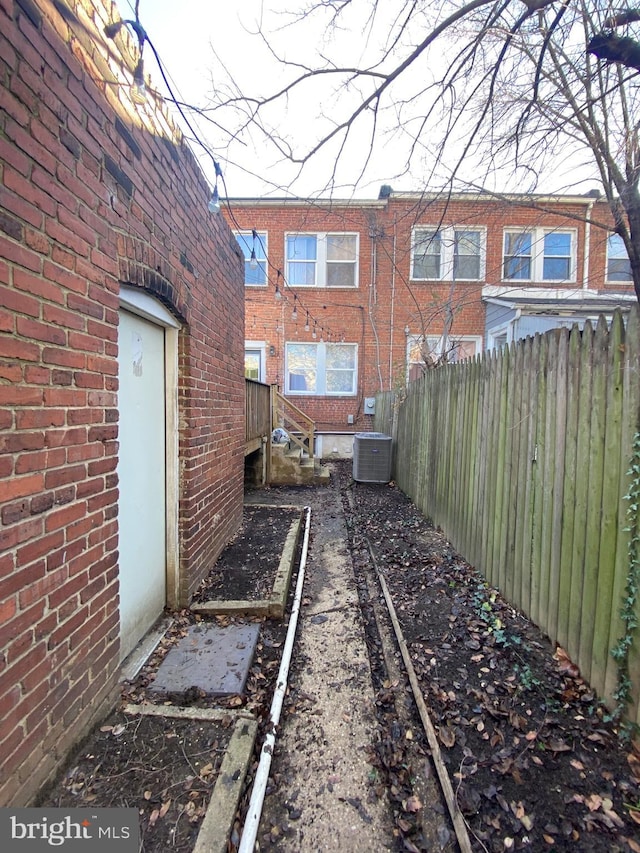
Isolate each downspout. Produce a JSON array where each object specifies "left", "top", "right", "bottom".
[
  {"left": 369, "top": 231, "right": 384, "bottom": 391},
  {"left": 388, "top": 218, "right": 397, "bottom": 390},
  {"left": 238, "top": 505, "right": 312, "bottom": 853},
  {"left": 583, "top": 197, "right": 595, "bottom": 290}
]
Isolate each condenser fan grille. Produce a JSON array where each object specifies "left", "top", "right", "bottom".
[{"left": 352, "top": 432, "right": 392, "bottom": 483}]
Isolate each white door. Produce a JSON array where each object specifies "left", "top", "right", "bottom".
[{"left": 118, "top": 309, "right": 167, "bottom": 660}]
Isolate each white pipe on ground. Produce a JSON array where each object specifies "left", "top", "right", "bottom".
[{"left": 238, "top": 505, "right": 311, "bottom": 853}]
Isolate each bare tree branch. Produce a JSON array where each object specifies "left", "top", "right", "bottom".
[{"left": 202, "top": 0, "right": 640, "bottom": 299}]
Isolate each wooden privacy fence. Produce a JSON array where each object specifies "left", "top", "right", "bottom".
[{"left": 375, "top": 307, "right": 640, "bottom": 721}]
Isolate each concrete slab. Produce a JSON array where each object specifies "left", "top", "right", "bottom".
[{"left": 151, "top": 622, "right": 260, "bottom": 696}]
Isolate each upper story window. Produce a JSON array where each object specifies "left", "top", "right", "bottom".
[
  {"left": 285, "top": 342, "right": 357, "bottom": 395},
  {"left": 235, "top": 231, "right": 267, "bottom": 286},
  {"left": 285, "top": 233, "right": 359, "bottom": 288},
  {"left": 607, "top": 234, "right": 633, "bottom": 282},
  {"left": 503, "top": 229, "right": 575, "bottom": 282},
  {"left": 411, "top": 227, "right": 485, "bottom": 281}
]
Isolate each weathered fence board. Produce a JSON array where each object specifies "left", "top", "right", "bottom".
[{"left": 376, "top": 306, "right": 640, "bottom": 719}]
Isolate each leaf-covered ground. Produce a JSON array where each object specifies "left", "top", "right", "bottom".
[
  {"left": 341, "top": 462, "right": 640, "bottom": 852},
  {"left": 35, "top": 468, "right": 640, "bottom": 852},
  {"left": 37, "top": 711, "right": 232, "bottom": 852}
]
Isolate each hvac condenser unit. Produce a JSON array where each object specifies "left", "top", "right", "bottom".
[{"left": 352, "top": 432, "right": 392, "bottom": 484}]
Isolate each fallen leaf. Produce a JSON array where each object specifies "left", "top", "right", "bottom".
[
  {"left": 585, "top": 794, "right": 602, "bottom": 812},
  {"left": 587, "top": 732, "right": 607, "bottom": 744},
  {"left": 159, "top": 800, "right": 171, "bottom": 818},
  {"left": 148, "top": 809, "right": 159, "bottom": 827},
  {"left": 628, "top": 752, "right": 640, "bottom": 781},
  {"left": 546, "top": 738, "right": 571, "bottom": 753},
  {"left": 509, "top": 712, "right": 527, "bottom": 731},
  {"left": 143, "top": 790, "right": 152, "bottom": 800},
  {"left": 111, "top": 724, "right": 126, "bottom": 737},
  {"left": 405, "top": 795, "right": 422, "bottom": 813},
  {"left": 512, "top": 801, "right": 525, "bottom": 819},
  {"left": 604, "top": 808, "right": 624, "bottom": 828},
  {"left": 439, "top": 726, "right": 455, "bottom": 748}
]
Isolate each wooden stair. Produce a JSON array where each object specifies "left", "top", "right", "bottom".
[{"left": 269, "top": 385, "right": 330, "bottom": 485}]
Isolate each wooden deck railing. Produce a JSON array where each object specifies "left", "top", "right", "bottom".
[{"left": 271, "top": 385, "right": 315, "bottom": 460}]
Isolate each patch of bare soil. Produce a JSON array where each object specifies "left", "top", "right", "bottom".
[
  {"left": 35, "top": 507, "right": 298, "bottom": 853},
  {"left": 338, "top": 461, "right": 640, "bottom": 853},
  {"left": 192, "top": 504, "right": 300, "bottom": 602},
  {"left": 36, "top": 710, "right": 232, "bottom": 852}
]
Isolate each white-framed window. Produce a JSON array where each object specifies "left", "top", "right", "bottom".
[
  {"left": 244, "top": 342, "right": 266, "bottom": 381},
  {"left": 407, "top": 334, "right": 481, "bottom": 380},
  {"left": 235, "top": 231, "right": 267, "bottom": 286},
  {"left": 411, "top": 227, "right": 485, "bottom": 281},
  {"left": 285, "top": 233, "right": 359, "bottom": 287},
  {"left": 503, "top": 229, "right": 575, "bottom": 282},
  {"left": 285, "top": 342, "right": 357, "bottom": 395},
  {"left": 607, "top": 233, "right": 632, "bottom": 282}
]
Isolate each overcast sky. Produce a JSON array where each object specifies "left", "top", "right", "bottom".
[{"left": 129, "top": 0, "right": 600, "bottom": 201}]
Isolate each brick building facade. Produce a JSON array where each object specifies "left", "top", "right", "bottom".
[
  {"left": 0, "top": 0, "right": 245, "bottom": 804},
  {"left": 227, "top": 190, "right": 634, "bottom": 446}
]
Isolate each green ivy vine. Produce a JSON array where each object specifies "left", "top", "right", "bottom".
[{"left": 611, "top": 430, "right": 640, "bottom": 736}]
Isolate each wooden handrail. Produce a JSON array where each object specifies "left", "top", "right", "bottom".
[{"left": 271, "top": 385, "right": 315, "bottom": 460}]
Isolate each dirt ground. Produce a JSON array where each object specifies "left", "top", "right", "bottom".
[
  {"left": 38, "top": 710, "right": 232, "bottom": 852},
  {"left": 36, "top": 461, "right": 640, "bottom": 852},
  {"left": 341, "top": 464, "right": 640, "bottom": 852},
  {"left": 192, "top": 505, "right": 301, "bottom": 603}
]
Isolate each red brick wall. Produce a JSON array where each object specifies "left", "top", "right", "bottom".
[
  {"left": 0, "top": 0, "right": 244, "bottom": 804},
  {"left": 229, "top": 194, "right": 629, "bottom": 434},
  {"left": 234, "top": 202, "right": 381, "bottom": 431}
]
